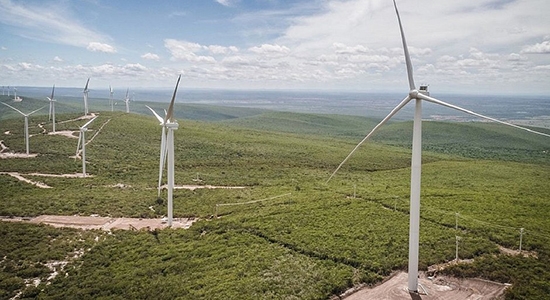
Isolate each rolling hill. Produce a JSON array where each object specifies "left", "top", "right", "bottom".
[{"left": 0, "top": 95, "right": 549, "bottom": 299}]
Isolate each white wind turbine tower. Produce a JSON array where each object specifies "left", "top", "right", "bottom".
[
  {"left": 1, "top": 103, "right": 46, "bottom": 155},
  {"left": 124, "top": 88, "right": 130, "bottom": 113},
  {"left": 7, "top": 86, "right": 10, "bottom": 97},
  {"left": 109, "top": 85, "right": 114, "bottom": 112},
  {"left": 328, "top": 0, "right": 550, "bottom": 293},
  {"left": 83, "top": 78, "right": 90, "bottom": 115},
  {"left": 13, "top": 87, "right": 19, "bottom": 101},
  {"left": 76, "top": 116, "right": 98, "bottom": 177},
  {"left": 47, "top": 85, "right": 57, "bottom": 133},
  {"left": 150, "top": 75, "right": 181, "bottom": 227},
  {"left": 146, "top": 105, "right": 168, "bottom": 198}
]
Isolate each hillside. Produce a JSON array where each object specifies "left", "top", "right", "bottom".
[{"left": 0, "top": 96, "right": 549, "bottom": 299}]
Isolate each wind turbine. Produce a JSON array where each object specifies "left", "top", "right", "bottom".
[
  {"left": 124, "top": 88, "right": 130, "bottom": 113},
  {"left": 109, "top": 85, "right": 114, "bottom": 112},
  {"left": 328, "top": 0, "right": 550, "bottom": 293},
  {"left": 1, "top": 102, "right": 46, "bottom": 155},
  {"left": 13, "top": 87, "right": 18, "bottom": 101},
  {"left": 7, "top": 86, "right": 10, "bottom": 97},
  {"left": 76, "top": 116, "right": 98, "bottom": 177},
  {"left": 146, "top": 105, "right": 168, "bottom": 197},
  {"left": 47, "top": 85, "right": 57, "bottom": 133},
  {"left": 149, "top": 75, "right": 181, "bottom": 227},
  {"left": 83, "top": 78, "right": 90, "bottom": 115}
]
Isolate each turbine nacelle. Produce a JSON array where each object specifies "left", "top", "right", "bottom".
[{"left": 165, "top": 122, "right": 179, "bottom": 129}]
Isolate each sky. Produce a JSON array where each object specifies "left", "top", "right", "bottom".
[{"left": 1, "top": 0, "right": 550, "bottom": 95}]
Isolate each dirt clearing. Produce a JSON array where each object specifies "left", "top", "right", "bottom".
[
  {"left": 1, "top": 215, "right": 197, "bottom": 231},
  {"left": 343, "top": 271, "right": 507, "bottom": 300}
]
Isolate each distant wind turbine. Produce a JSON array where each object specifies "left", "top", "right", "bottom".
[
  {"left": 1, "top": 102, "right": 46, "bottom": 155},
  {"left": 13, "top": 87, "right": 19, "bottom": 101},
  {"left": 147, "top": 75, "right": 181, "bottom": 227},
  {"left": 328, "top": 0, "right": 550, "bottom": 293},
  {"left": 124, "top": 88, "right": 130, "bottom": 113},
  {"left": 2, "top": 86, "right": 4, "bottom": 95},
  {"left": 47, "top": 85, "right": 57, "bottom": 133},
  {"left": 76, "top": 116, "right": 98, "bottom": 177},
  {"left": 109, "top": 85, "right": 114, "bottom": 112},
  {"left": 146, "top": 105, "right": 168, "bottom": 197},
  {"left": 83, "top": 78, "right": 90, "bottom": 115},
  {"left": 7, "top": 86, "right": 10, "bottom": 97}
]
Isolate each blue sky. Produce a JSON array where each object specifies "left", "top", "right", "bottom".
[{"left": 1, "top": 0, "right": 549, "bottom": 94}]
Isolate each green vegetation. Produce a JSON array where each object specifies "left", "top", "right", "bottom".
[{"left": 0, "top": 95, "right": 549, "bottom": 299}]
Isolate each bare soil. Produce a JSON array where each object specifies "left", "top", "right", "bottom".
[
  {"left": 343, "top": 271, "right": 507, "bottom": 300},
  {"left": 169, "top": 184, "right": 246, "bottom": 191},
  {"left": 1, "top": 215, "right": 197, "bottom": 231}
]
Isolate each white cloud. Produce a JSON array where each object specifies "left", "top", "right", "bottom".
[
  {"left": 1, "top": 46, "right": 6, "bottom": 50},
  {"left": 0, "top": 0, "right": 113, "bottom": 50},
  {"left": 207, "top": 45, "right": 239, "bottom": 55},
  {"left": 248, "top": 44, "right": 290, "bottom": 55},
  {"left": 333, "top": 43, "right": 371, "bottom": 54},
  {"left": 215, "top": 0, "right": 233, "bottom": 7},
  {"left": 141, "top": 53, "right": 160, "bottom": 61},
  {"left": 124, "top": 63, "right": 148, "bottom": 72},
  {"left": 221, "top": 56, "right": 251, "bottom": 66},
  {"left": 521, "top": 41, "right": 550, "bottom": 54},
  {"left": 164, "top": 39, "right": 218, "bottom": 63},
  {"left": 53, "top": 56, "right": 63, "bottom": 62},
  {"left": 87, "top": 42, "right": 117, "bottom": 53},
  {"left": 507, "top": 53, "right": 526, "bottom": 61}
]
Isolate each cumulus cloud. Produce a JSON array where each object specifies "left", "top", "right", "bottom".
[
  {"left": 207, "top": 45, "right": 239, "bottom": 55},
  {"left": 248, "top": 44, "right": 290, "bottom": 55},
  {"left": 87, "top": 42, "right": 116, "bottom": 53},
  {"left": 53, "top": 56, "right": 63, "bottom": 62},
  {"left": 164, "top": 39, "right": 218, "bottom": 63},
  {"left": 521, "top": 41, "right": 550, "bottom": 54},
  {"left": 333, "top": 43, "right": 371, "bottom": 54},
  {"left": 141, "top": 53, "right": 160, "bottom": 61}
]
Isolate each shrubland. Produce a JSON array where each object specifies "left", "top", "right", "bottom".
[{"left": 0, "top": 95, "right": 549, "bottom": 299}]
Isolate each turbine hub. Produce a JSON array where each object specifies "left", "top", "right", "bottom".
[{"left": 409, "top": 89, "right": 419, "bottom": 99}]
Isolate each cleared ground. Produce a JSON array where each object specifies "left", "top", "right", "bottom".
[
  {"left": 1, "top": 215, "right": 197, "bottom": 230},
  {"left": 343, "top": 271, "right": 507, "bottom": 300}
]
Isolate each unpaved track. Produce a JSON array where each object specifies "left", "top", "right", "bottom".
[{"left": 2, "top": 215, "right": 196, "bottom": 231}]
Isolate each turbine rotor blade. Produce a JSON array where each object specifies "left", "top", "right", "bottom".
[
  {"left": 1, "top": 102, "right": 25, "bottom": 115},
  {"left": 50, "top": 85, "right": 55, "bottom": 99},
  {"left": 165, "top": 74, "right": 181, "bottom": 123},
  {"left": 81, "top": 116, "right": 98, "bottom": 129},
  {"left": 158, "top": 127, "right": 167, "bottom": 196},
  {"left": 76, "top": 132, "right": 82, "bottom": 155},
  {"left": 393, "top": 0, "right": 415, "bottom": 91},
  {"left": 27, "top": 106, "right": 46, "bottom": 116},
  {"left": 84, "top": 78, "right": 90, "bottom": 91},
  {"left": 327, "top": 95, "right": 413, "bottom": 183},
  {"left": 146, "top": 105, "right": 164, "bottom": 124},
  {"left": 417, "top": 94, "right": 550, "bottom": 138}
]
